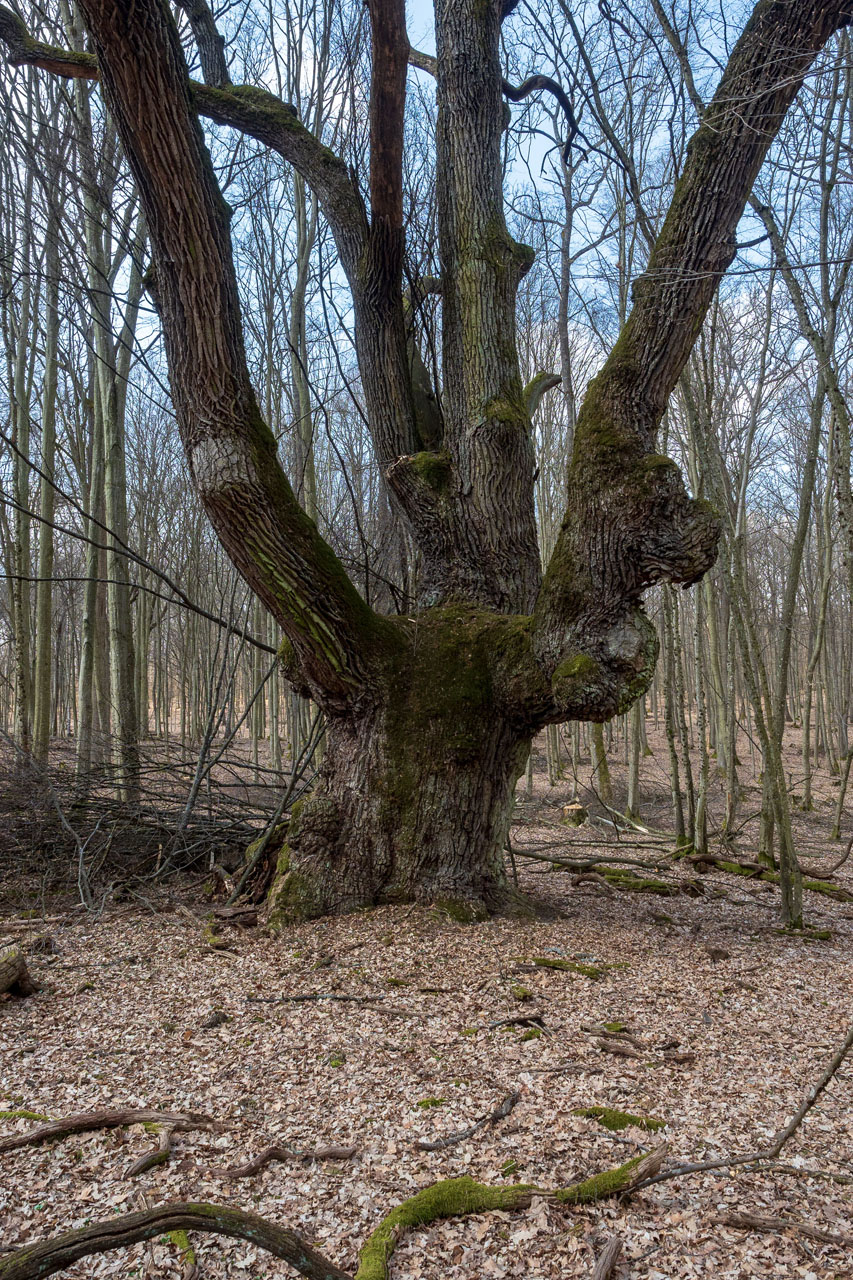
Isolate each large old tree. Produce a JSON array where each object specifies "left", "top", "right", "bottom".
[{"left": 1, "top": 0, "right": 851, "bottom": 920}]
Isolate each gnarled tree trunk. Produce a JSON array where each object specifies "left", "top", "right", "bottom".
[{"left": 4, "top": 0, "right": 851, "bottom": 919}]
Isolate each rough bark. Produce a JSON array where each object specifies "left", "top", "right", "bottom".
[{"left": 0, "top": 943, "right": 38, "bottom": 997}]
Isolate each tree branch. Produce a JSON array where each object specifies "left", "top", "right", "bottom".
[
  {"left": 176, "top": 0, "right": 230, "bottom": 87},
  {"left": 0, "top": 1203, "right": 351, "bottom": 1280},
  {"left": 532, "top": 0, "right": 853, "bottom": 724},
  {"left": 0, "top": 7, "right": 369, "bottom": 274},
  {"left": 62, "top": 0, "right": 397, "bottom": 703}
]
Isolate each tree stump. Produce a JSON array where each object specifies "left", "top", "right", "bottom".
[{"left": 0, "top": 944, "right": 38, "bottom": 997}]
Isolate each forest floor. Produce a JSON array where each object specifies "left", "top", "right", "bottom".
[{"left": 2, "top": 728, "right": 853, "bottom": 1279}]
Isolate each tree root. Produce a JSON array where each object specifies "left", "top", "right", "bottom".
[
  {"left": 127, "top": 1124, "right": 175, "bottom": 1177},
  {"left": 0, "top": 1108, "right": 224, "bottom": 1155},
  {"left": 354, "top": 1146, "right": 666, "bottom": 1280},
  {"left": 207, "top": 1143, "right": 357, "bottom": 1179},
  {"left": 713, "top": 1211, "right": 853, "bottom": 1249},
  {"left": 0, "top": 1148, "right": 667, "bottom": 1280},
  {"left": 0, "top": 1202, "right": 351, "bottom": 1280}
]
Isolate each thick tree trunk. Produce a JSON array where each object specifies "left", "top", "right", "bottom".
[
  {"left": 266, "top": 709, "right": 526, "bottom": 922},
  {"left": 268, "top": 611, "right": 529, "bottom": 920}
]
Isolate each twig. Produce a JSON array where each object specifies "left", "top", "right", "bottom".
[{"left": 416, "top": 1090, "right": 521, "bottom": 1152}]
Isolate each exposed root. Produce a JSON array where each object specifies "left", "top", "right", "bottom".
[
  {"left": 354, "top": 1146, "right": 666, "bottom": 1280},
  {"left": 207, "top": 1143, "right": 357, "bottom": 1179},
  {"left": 127, "top": 1124, "right": 175, "bottom": 1178},
  {"left": 0, "top": 1202, "right": 351, "bottom": 1280},
  {"left": 0, "top": 1108, "right": 224, "bottom": 1155},
  {"left": 0, "top": 1150, "right": 667, "bottom": 1280}
]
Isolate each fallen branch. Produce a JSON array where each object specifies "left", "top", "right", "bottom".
[
  {"left": 591, "top": 1235, "right": 623, "bottom": 1280},
  {"left": 0, "top": 1202, "right": 351, "bottom": 1280},
  {"left": 0, "top": 1108, "right": 223, "bottom": 1155},
  {"left": 708, "top": 858, "right": 853, "bottom": 901},
  {"left": 712, "top": 1211, "right": 853, "bottom": 1248},
  {"left": 127, "top": 1124, "right": 175, "bottom": 1178},
  {"left": 487, "top": 1015, "right": 552, "bottom": 1034},
  {"left": 415, "top": 1090, "right": 520, "bottom": 1152},
  {"left": 637, "top": 1018, "right": 853, "bottom": 1189},
  {"left": 208, "top": 1144, "right": 357, "bottom": 1179},
  {"left": 509, "top": 846, "right": 675, "bottom": 873},
  {"left": 593, "top": 1037, "right": 644, "bottom": 1060}
]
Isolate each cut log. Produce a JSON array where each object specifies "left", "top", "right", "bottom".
[{"left": 0, "top": 944, "right": 38, "bottom": 997}]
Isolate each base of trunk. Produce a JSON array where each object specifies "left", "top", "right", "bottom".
[{"left": 263, "top": 631, "right": 531, "bottom": 925}]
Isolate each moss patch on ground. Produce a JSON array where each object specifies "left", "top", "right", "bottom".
[{"left": 572, "top": 1105, "right": 665, "bottom": 1132}]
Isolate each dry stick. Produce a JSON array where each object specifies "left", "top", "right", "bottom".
[
  {"left": 208, "top": 1144, "right": 357, "bottom": 1179},
  {"left": 0, "top": 1108, "right": 223, "bottom": 1155},
  {"left": 591, "top": 1235, "right": 623, "bottom": 1280},
  {"left": 509, "top": 845, "right": 676, "bottom": 873},
  {"left": 416, "top": 1090, "right": 521, "bottom": 1153},
  {"left": 637, "top": 1019, "right": 853, "bottom": 1189},
  {"left": 712, "top": 1211, "right": 853, "bottom": 1248},
  {"left": 487, "top": 1015, "right": 552, "bottom": 1034},
  {"left": 0, "top": 1203, "right": 351, "bottom": 1280},
  {"left": 127, "top": 1124, "right": 175, "bottom": 1178}
]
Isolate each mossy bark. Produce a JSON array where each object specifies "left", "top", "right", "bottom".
[{"left": 267, "top": 609, "right": 532, "bottom": 921}]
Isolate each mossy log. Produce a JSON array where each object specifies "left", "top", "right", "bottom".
[
  {"left": 0, "top": 1148, "right": 667, "bottom": 1280},
  {"left": 0, "top": 944, "right": 38, "bottom": 997},
  {"left": 711, "top": 859, "right": 853, "bottom": 901},
  {"left": 355, "top": 1146, "right": 666, "bottom": 1280}
]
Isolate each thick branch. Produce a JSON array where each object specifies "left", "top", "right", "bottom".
[
  {"left": 0, "top": 9, "right": 368, "bottom": 272},
  {"left": 533, "top": 0, "right": 853, "bottom": 722},
  {"left": 176, "top": 0, "right": 230, "bottom": 87},
  {"left": 61, "top": 0, "right": 397, "bottom": 703},
  {"left": 0, "top": 1203, "right": 350, "bottom": 1280}
]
